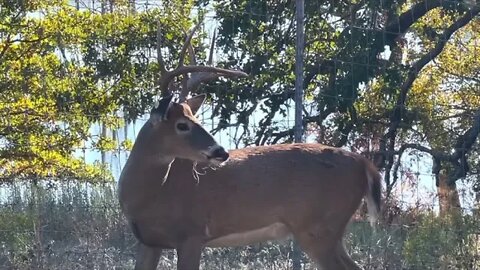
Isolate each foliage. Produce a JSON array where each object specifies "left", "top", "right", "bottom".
[
  {"left": 1, "top": 1, "right": 479, "bottom": 269},
  {"left": 0, "top": 0, "right": 197, "bottom": 182},
  {"left": 403, "top": 212, "right": 480, "bottom": 269},
  {"left": 0, "top": 209, "right": 35, "bottom": 268},
  {"left": 197, "top": 0, "right": 480, "bottom": 193},
  {"left": 2, "top": 0, "right": 478, "bottom": 191},
  {"left": 1, "top": 182, "right": 479, "bottom": 269},
  {"left": 203, "top": 0, "right": 404, "bottom": 144},
  {"left": 0, "top": 181, "right": 133, "bottom": 269},
  {"left": 356, "top": 9, "right": 480, "bottom": 190},
  {"left": 346, "top": 221, "right": 407, "bottom": 269}
]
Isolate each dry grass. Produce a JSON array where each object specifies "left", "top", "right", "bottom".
[{"left": 0, "top": 181, "right": 478, "bottom": 270}]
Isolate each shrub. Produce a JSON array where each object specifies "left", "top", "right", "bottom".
[{"left": 403, "top": 212, "right": 480, "bottom": 269}]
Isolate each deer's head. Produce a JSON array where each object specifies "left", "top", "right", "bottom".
[
  {"left": 148, "top": 94, "right": 229, "bottom": 165},
  {"left": 136, "top": 22, "right": 247, "bottom": 166}
]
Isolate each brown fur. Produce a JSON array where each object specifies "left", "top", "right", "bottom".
[{"left": 120, "top": 141, "right": 381, "bottom": 270}]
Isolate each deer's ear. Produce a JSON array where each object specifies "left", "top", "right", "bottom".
[
  {"left": 151, "top": 94, "right": 174, "bottom": 120},
  {"left": 185, "top": 94, "right": 206, "bottom": 116}
]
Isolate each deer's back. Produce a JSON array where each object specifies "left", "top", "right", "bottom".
[
  {"left": 172, "top": 143, "right": 369, "bottom": 214},
  {"left": 176, "top": 143, "right": 372, "bottom": 238},
  {"left": 212, "top": 143, "right": 369, "bottom": 185}
]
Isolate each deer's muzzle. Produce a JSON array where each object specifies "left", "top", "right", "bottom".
[
  {"left": 203, "top": 145, "right": 229, "bottom": 164},
  {"left": 211, "top": 146, "right": 229, "bottom": 162}
]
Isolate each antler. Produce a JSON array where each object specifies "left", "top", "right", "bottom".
[
  {"left": 180, "top": 29, "right": 225, "bottom": 101},
  {"left": 156, "top": 22, "right": 248, "bottom": 101}
]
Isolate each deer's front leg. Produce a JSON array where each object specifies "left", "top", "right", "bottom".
[
  {"left": 176, "top": 237, "right": 204, "bottom": 270},
  {"left": 134, "top": 243, "right": 162, "bottom": 270}
]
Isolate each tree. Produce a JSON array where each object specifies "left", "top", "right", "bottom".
[
  {"left": 201, "top": 0, "right": 479, "bottom": 198},
  {"left": 0, "top": 0, "right": 198, "bottom": 182},
  {"left": 0, "top": 0, "right": 106, "bottom": 182},
  {"left": 356, "top": 6, "right": 480, "bottom": 205}
]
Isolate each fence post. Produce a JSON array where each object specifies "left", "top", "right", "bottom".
[
  {"left": 294, "top": 0, "right": 305, "bottom": 143},
  {"left": 292, "top": 0, "right": 305, "bottom": 269}
]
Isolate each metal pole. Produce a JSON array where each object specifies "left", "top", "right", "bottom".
[
  {"left": 294, "top": 0, "right": 304, "bottom": 143},
  {"left": 292, "top": 0, "right": 304, "bottom": 269}
]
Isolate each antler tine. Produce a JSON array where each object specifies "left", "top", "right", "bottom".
[
  {"left": 156, "top": 21, "right": 167, "bottom": 75},
  {"left": 178, "top": 21, "right": 202, "bottom": 68},
  {"left": 158, "top": 22, "right": 248, "bottom": 99},
  {"left": 207, "top": 28, "right": 216, "bottom": 65},
  {"left": 180, "top": 29, "right": 218, "bottom": 102},
  {"left": 179, "top": 29, "right": 246, "bottom": 102},
  {"left": 158, "top": 21, "right": 202, "bottom": 97},
  {"left": 180, "top": 36, "right": 197, "bottom": 102},
  {"left": 188, "top": 43, "right": 197, "bottom": 65},
  {"left": 180, "top": 71, "right": 189, "bottom": 98},
  {"left": 180, "top": 43, "right": 199, "bottom": 102}
]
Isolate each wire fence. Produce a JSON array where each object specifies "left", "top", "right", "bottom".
[
  {"left": 0, "top": 179, "right": 479, "bottom": 269},
  {"left": 1, "top": 0, "right": 480, "bottom": 269},
  {"left": 1, "top": 113, "right": 479, "bottom": 269}
]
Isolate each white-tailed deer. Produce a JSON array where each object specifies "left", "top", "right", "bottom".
[{"left": 118, "top": 24, "right": 382, "bottom": 270}]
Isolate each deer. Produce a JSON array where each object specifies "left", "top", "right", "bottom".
[{"left": 118, "top": 24, "right": 382, "bottom": 270}]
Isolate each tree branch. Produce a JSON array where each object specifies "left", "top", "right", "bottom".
[
  {"left": 304, "top": 0, "right": 459, "bottom": 127},
  {"left": 452, "top": 108, "right": 480, "bottom": 160},
  {"left": 377, "top": 8, "right": 480, "bottom": 170},
  {"left": 334, "top": 106, "right": 357, "bottom": 147},
  {"left": 384, "top": 0, "right": 443, "bottom": 36},
  {"left": 448, "top": 108, "right": 480, "bottom": 182},
  {"left": 396, "top": 10, "right": 477, "bottom": 117}
]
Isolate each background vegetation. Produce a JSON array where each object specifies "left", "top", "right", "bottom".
[{"left": 0, "top": 0, "right": 479, "bottom": 269}]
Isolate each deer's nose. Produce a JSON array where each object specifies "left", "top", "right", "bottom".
[{"left": 211, "top": 146, "right": 229, "bottom": 162}]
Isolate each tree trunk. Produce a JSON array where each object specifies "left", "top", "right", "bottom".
[{"left": 437, "top": 172, "right": 462, "bottom": 217}]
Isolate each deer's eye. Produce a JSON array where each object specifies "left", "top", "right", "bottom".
[{"left": 176, "top": 122, "right": 190, "bottom": 132}]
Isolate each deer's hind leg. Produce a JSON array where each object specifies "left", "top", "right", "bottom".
[
  {"left": 134, "top": 243, "right": 162, "bottom": 270},
  {"left": 176, "top": 236, "right": 204, "bottom": 270},
  {"left": 293, "top": 225, "right": 361, "bottom": 270},
  {"left": 335, "top": 241, "right": 362, "bottom": 270}
]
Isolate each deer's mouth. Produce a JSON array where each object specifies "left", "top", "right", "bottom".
[{"left": 201, "top": 146, "right": 230, "bottom": 164}]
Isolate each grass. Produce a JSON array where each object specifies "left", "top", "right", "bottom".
[{"left": 0, "top": 181, "right": 478, "bottom": 269}]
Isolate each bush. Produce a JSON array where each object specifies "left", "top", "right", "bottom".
[{"left": 403, "top": 212, "right": 480, "bottom": 270}]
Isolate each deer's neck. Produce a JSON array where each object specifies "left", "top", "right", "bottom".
[
  {"left": 118, "top": 151, "right": 174, "bottom": 215},
  {"left": 129, "top": 121, "right": 169, "bottom": 156},
  {"left": 119, "top": 122, "right": 175, "bottom": 189}
]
